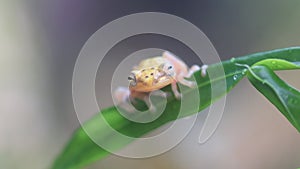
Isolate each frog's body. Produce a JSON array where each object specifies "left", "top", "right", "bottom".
[
  {"left": 114, "top": 51, "right": 208, "bottom": 112},
  {"left": 129, "top": 56, "right": 175, "bottom": 92}
]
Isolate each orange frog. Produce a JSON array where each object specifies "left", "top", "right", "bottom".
[{"left": 114, "top": 51, "right": 208, "bottom": 112}]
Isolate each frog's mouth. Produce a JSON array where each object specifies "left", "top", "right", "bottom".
[{"left": 130, "top": 71, "right": 175, "bottom": 92}]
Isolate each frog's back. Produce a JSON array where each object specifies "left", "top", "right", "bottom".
[{"left": 136, "top": 56, "right": 166, "bottom": 69}]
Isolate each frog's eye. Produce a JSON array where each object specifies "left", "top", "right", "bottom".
[
  {"left": 160, "top": 63, "right": 175, "bottom": 76},
  {"left": 128, "top": 73, "right": 136, "bottom": 86},
  {"left": 128, "top": 75, "right": 134, "bottom": 81}
]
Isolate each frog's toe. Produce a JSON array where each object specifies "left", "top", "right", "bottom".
[
  {"left": 117, "top": 103, "right": 136, "bottom": 113},
  {"left": 187, "top": 81, "right": 197, "bottom": 88},
  {"left": 174, "top": 92, "right": 182, "bottom": 100},
  {"left": 201, "top": 65, "right": 208, "bottom": 77},
  {"left": 150, "top": 90, "right": 168, "bottom": 98},
  {"left": 149, "top": 105, "right": 157, "bottom": 113}
]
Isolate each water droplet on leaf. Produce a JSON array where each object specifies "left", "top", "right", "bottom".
[
  {"left": 242, "top": 69, "right": 247, "bottom": 75},
  {"left": 233, "top": 75, "right": 238, "bottom": 81}
]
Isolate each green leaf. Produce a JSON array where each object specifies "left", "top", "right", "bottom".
[
  {"left": 51, "top": 47, "right": 300, "bottom": 169},
  {"left": 247, "top": 65, "right": 300, "bottom": 132},
  {"left": 253, "top": 58, "right": 300, "bottom": 70}
]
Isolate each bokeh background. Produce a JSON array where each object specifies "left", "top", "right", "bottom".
[{"left": 1, "top": 0, "right": 300, "bottom": 169}]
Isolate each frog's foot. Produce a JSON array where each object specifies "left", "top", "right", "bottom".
[
  {"left": 114, "top": 89, "right": 166, "bottom": 113},
  {"left": 150, "top": 90, "right": 168, "bottom": 98},
  {"left": 200, "top": 65, "right": 208, "bottom": 77},
  {"left": 142, "top": 95, "right": 157, "bottom": 113},
  {"left": 144, "top": 91, "right": 169, "bottom": 113},
  {"left": 114, "top": 87, "right": 136, "bottom": 113}
]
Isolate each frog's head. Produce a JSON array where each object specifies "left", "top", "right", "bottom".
[{"left": 128, "top": 64, "right": 176, "bottom": 92}]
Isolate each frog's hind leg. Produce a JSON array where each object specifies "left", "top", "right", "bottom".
[
  {"left": 114, "top": 87, "right": 160, "bottom": 113},
  {"left": 186, "top": 65, "right": 208, "bottom": 78},
  {"left": 176, "top": 65, "right": 199, "bottom": 88},
  {"left": 186, "top": 65, "right": 200, "bottom": 77},
  {"left": 177, "top": 64, "right": 208, "bottom": 88},
  {"left": 200, "top": 65, "right": 208, "bottom": 77}
]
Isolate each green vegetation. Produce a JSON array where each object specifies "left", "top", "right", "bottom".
[{"left": 52, "top": 47, "right": 300, "bottom": 169}]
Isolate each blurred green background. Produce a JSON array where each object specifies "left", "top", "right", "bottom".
[{"left": 1, "top": 0, "right": 300, "bottom": 169}]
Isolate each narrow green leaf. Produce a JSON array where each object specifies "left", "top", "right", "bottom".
[
  {"left": 253, "top": 58, "right": 300, "bottom": 70},
  {"left": 52, "top": 47, "right": 300, "bottom": 169},
  {"left": 247, "top": 65, "right": 300, "bottom": 132}
]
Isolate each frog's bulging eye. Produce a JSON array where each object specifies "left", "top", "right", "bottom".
[
  {"left": 159, "top": 62, "right": 175, "bottom": 77},
  {"left": 128, "top": 73, "right": 136, "bottom": 86},
  {"left": 128, "top": 76, "right": 134, "bottom": 80}
]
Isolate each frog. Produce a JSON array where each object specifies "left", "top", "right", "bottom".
[{"left": 114, "top": 51, "right": 208, "bottom": 112}]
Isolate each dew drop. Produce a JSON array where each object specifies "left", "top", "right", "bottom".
[
  {"left": 233, "top": 75, "right": 238, "bottom": 81},
  {"left": 271, "top": 60, "right": 282, "bottom": 69},
  {"left": 271, "top": 61, "right": 277, "bottom": 65},
  {"left": 242, "top": 69, "right": 247, "bottom": 75}
]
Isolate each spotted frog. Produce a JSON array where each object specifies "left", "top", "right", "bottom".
[{"left": 114, "top": 51, "right": 208, "bottom": 112}]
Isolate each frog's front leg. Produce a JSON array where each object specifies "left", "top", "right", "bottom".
[
  {"left": 114, "top": 87, "right": 160, "bottom": 113},
  {"left": 132, "top": 91, "right": 168, "bottom": 113},
  {"left": 114, "top": 87, "right": 135, "bottom": 112}
]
